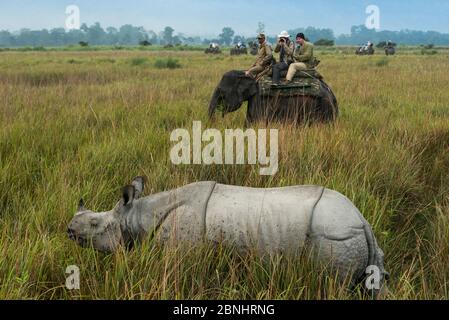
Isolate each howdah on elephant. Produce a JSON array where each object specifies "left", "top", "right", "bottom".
[
  {"left": 67, "top": 177, "right": 389, "bottom": 295},
  {"left": 208, "top": 70, "right": 338, "bottom": 125}
]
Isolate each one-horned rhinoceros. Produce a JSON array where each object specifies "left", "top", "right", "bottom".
[{"left": 67, "top": 177, "right": 389, "bottom": 291}]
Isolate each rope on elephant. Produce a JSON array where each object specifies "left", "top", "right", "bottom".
[
  {"left": 299, "top": 70, "right": 318, "bottom": 81},
  {"left": 300, "top": 70, "right": 333, "bottom": 95}
]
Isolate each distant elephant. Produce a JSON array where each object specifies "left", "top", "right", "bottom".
[
  {"left": 230, "top": 47, "right": 248, "bottom": 56},
  {"left": 208, "top": 70, "right": 338, "bottom": 125},
  {"left": 205, "top": 44, "right": 222, "bottom": 54},
  {"left": 355, "top": 46, "right": 375, "bottom": 55},
  {"left": 385, "top": 47, "right": 396, "bottom": 56}
]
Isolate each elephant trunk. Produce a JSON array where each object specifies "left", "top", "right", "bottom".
[
  {"left": 208, "top": 87, "right": 221, "bottom": 119},
  {"left": 209, "top": 70, "right": 259, "bottom": 119}
]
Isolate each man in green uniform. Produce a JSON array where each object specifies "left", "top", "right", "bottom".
[
  {"left": 285, "top": 33, "right": 314, "bottom": 83},
  {"left": 245, "top": 33, "right": 273, "bottom": 79}
]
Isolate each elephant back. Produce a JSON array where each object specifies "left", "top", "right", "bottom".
[{"left": 258, "top": 70, "right": 325, "bottom": 98}]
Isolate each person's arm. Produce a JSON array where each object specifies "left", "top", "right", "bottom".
[
  {"left": 284, "top": 42, "right": 294, "bottom": 56},
  {"left": 294, "top": 44, "right": 313, "bottom": 62},
  {"left": 261, "top": 45, "right": 273, "bottom": 65},
  {"left": 274, "top": 43, "right": 281, "bottom": 53}
]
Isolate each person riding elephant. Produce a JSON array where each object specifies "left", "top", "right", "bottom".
[
  {"left": 245, "top": 33, "right": 273, "bottom": 79},
  {"left": 284, "top": 33, "right": 315, "bottom": 84},
  {"left": 236, "top": 42, "right": 245, "bottom": 49},
  {"left": 272, "top": 31, "right": 295, "bottom": 86}
]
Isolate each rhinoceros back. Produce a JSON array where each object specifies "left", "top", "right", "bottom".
[{"left": 205, "top": 184, "right": 324, "bottom": 254}]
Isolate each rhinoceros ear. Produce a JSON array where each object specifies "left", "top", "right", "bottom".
[
  {"left": 77, "top": 199, "right": 86, "bottom": 212},
  {"left": 122, "top": 185, "right": 135, "bottom": 206},
  {"left": 131, "top": 176, "right": 145, "bottom": 199}
]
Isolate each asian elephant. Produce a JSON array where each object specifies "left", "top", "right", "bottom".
[{"left": 208, "top": 70, "right": 338, "bottom": 125}]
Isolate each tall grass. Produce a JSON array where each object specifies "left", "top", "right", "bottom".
[
  {"left": 154, "top": 57, "right": 182, "bottom": 69},
  {"left": 0, "top": 50, "right": 448, "bottom": 299}
]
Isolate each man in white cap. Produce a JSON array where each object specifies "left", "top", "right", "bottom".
[{"left": 272, "top": 30, "right": 294, "bottom": 85}]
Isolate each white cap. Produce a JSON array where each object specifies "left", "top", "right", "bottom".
[{"left": 278, "top": 31, "right": 290, "bottom": 38}]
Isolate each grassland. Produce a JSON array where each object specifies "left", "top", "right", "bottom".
[{"left": 0, "top": 47, "right": 448, "bottom": 299}]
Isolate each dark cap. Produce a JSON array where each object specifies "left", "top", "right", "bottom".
[
  {"left": 257, "top": 33, "right": 266, "bottom": 39},
  {"left": 296, "top": 33, "right": 305, "bottom": 40}
]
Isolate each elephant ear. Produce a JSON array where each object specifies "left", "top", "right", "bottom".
[
  {"left": 248, "top": 79, "right": 259, "bottom": 97},
  {"left": 210, "top": 70, "right": 248, "bottom": 115},
  {"left": 237, "top": 76, "right": 259, "bottom": 102}
]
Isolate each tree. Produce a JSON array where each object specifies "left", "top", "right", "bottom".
[
  {"left": 162, "top": 26, "right": 174, "bottom": 45},
  {"left": 86, "top": 22, "right": 107, "bottom": 45},
  {"left": 172, "top": 36, "right": 182, "bottom": 45},
  {"left": 147, "top": 30, "right": 159, "bottom": 44},
  {"left": 219, "top": 27, "right": 235, "bottom": 46},
  {"left": 49, "top": 28, "right": 67, "bottom": 46},
  {"left": 106, "top": 27, "right": 118, "bottom": 45},
  {"left": 0, "top": 31, "right": 13, "bottom": 47},
  {"left": 3, "top": 24, "right": 449, "bottom": 48},
  {"left": 80, "top": 23, "right": 89, "bottom": 34},
  {"left": 288, "top": 27, "right": 335, "bottom": 43},
  {"left": 314, "top": 39, "right": 335, "bottom": 46},
  {"left": 117, "top": 24, "right": 146, "bottom": 45}
]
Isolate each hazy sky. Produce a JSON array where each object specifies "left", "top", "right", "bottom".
[{"left": 1, "top": 0, "right": 449, "bottom": 36}]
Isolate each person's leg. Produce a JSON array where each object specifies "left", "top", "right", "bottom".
[
  {"left": 279, "top": 62, "right": 290, "bottom": 81},
  {"left": 286, "top": 62, "right": 307, "bottom": 81},
  {"left": 272, "top": 62, "right": 287, "bottom": 84},
  {"left": 247, "top": 65, "right": 264, "bottom": 78}
]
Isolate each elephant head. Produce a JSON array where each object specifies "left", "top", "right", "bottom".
[{"left": 208, "top": 70, "right": 259, "bottom": 118}]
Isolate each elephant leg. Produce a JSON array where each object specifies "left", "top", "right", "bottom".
[{"left": 318, "top": 81, "right": 339, "bottom": 122}]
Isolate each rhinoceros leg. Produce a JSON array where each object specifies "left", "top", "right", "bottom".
[
  {"left": 309, "top": 229, "right": 369, "bottom": 287},
  {"left": 308, "top": 189, "right": 371, "bottom": 286},
  {"left": 308, "top": 188, "right": 389, "bottom": 297}
]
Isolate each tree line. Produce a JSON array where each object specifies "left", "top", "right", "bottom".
[{"left": 0, "top": 23, "right": 448, "bottom": 47}]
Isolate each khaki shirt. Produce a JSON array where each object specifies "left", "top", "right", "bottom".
[
  {"left": 274, "top": 40, "right": 295, "bottom": 64},
  {"left": 293, "top": 41, "right": 314, "bottom": 67},
  {"left": 253, "top": 41, "right": 273, "bottom": 67}
]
